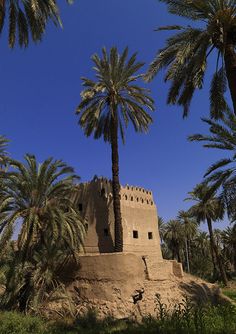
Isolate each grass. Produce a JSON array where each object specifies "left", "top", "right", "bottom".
[
  {"left": 222, "top": 279, "right": 236, "bottom": 303},
  {"left": 223, "top": 289, "right": 236, "bottom": 302},
  {"left": 0, "top": 298, "right": 236, "bottom": 334}
]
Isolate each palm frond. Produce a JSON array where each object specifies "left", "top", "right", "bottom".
[
  {"left": 155, "top": 25, "right": 184, "bottom": 31},
  {"left": 210, "top": 68, "right": 230, "bottom": 119},
  {"left": 77, "top": 47, "right": 154, "bottom": 143}
]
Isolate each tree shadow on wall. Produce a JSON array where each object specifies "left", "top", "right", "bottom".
[
  {"left": 95, "top": 191, "right": 114, "bottom": 253},
  {"left": 73, "top": 180, "right": 114, "bottom": 254},
  {"left": 179, "top": 280, "right": 227, "bottom": 305}
]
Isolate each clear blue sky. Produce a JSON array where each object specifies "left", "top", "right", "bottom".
[{"left": 0, "top": 0, "right": 230, "bottom": 228}]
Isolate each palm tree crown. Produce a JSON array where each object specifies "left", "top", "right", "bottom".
[
  {"left": 189, "top": 110, "right": 236, "bottom": 220},
  {"left": 177, "top": 210, "right": 197, "bottom": 238},
  {"left": 1, "top": 0, "right": 62, "bottom": 48},
  {"left": 187, "top": 183, "right": 224, "bottom": 223},
  {"left": 195, "top": 231, "right": 210, "bottom": 257},
  {"left": 76, "top": 47, "right": 154, "bottom": 252},
  {"left": 145, "top": 0, "right": 236, "bottom": 118},
  {"left": 221, "top": 224, "right": 236, "bottom": 270},
  {"left": 77, "top": 47, "right": 154, "bottom": 143},
  {"left": 164, "top": 219, "right": 183, "bottom": 262},
  {"left": 187, "top": 183, "right": 228, "bottom": 284},
  {"left": 0, "top": 135, "right": 9, "bottom": 168},
  {"left": 177, "top": 210, "right": 197, "bottom": 272},
  {"left": 0, "top": 154, "right": 85, "bottom": 259}
]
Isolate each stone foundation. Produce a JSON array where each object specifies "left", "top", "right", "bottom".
[{"left": 61, "top": 253, "right": 223, "bottom": 319}]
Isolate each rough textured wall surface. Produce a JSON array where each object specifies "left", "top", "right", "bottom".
[
  {"left": 61, "top": 253, "right": 225, "bottom": 320},
  {"left": 62, "top": 180, "right": 228, "bottom": 320},
  {"left": 72, "top": 177, "right": 162, "bottom": 260}
]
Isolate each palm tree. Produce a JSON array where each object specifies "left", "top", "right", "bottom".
[
  {"left": 195, "top": 231, "right": 211, "bottom": 259},
  {"left": 187, "top": 183, "right": 228, "bottom": 285},
  {"left": 189, "top": 110, "right": 236, "bottom": 221},
  {"left": 1, "top": 234, "right": 75, "bottom": 312},
  {"left": 0, "top": 136, "right": 10, "bottom": 239},
  {"left": 177, "top": 210, "right": 197, "bottom": 273},
  {"left": 191, "top": 231, "right": 214, "bottom": 278},
  {"left": 221, "top": 225, "right": 236, "bottom": 271},
  {"left": 0, "top": 154, "right": 85, "bottom": 260},
  {"left": 163, "top": 219, "right": 183, "bottom": 262},
  {"left": 76, "top": 47, "right": 155, "bottom": 252},
  {"left": 158, "top": 216, "right": 166, "bottom": 242},
  {"left": 0, "top": 0, "right": 67, "bottom": 48},
  {"left": 145, "top": 0, "right": 236, "bottom": 118},
  {"left": 0, "top": 135, "right": 9, "bottom": 169},
  {"left": 213, "top": 228, "right": 223, "bottom": 250}
]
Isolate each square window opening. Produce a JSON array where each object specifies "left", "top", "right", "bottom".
[
  {"left": 104, "top": 228, "right": 109, "bottom": 237},
  {"left": 148, "top": 232, "right": 153, "bottom": 240},
  {"left": 133, "top": 230, "right": 139, "bottom": 239},
  {"left": 78, "top": 203, "right": 83, "bottom": 212}
]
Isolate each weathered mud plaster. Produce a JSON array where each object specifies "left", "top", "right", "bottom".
[
  {"left": 64, "top": 253, "right": 223, "bottom": 319},
  {"left": 64, "top": 178, "right": 223, "bottom": 319}
]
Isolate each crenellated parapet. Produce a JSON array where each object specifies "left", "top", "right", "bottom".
[
  {"left": 72, "top": 176, "right": 162, "bottom": 259},
  {"left": 120, "top": 185, "right": 154, "bottom": 206},
  {"left": 81, "top": 176, "right": 155, "bottom": 207}
]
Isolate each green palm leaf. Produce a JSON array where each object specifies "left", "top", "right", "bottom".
[
  {"left": 147, "top": 0, "right": 236, "bottom": 117},
  {"left": 0, "top": 0, "right": 72, "bottom": 48},
  {"left": 0, "top": 154, "right": 85, "bottom": 260},
  {"left": 189, "top": 111, "right": 236, "bottom": 220},
  {"left": 76, "top": 47, "right": 154, "bottom": 252}
]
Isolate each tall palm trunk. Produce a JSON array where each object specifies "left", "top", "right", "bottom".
[
  {"left": 233, "top": 242, "right": 236, "bottom": 272},
  {"left": 224, "top": 39, "right": 236, "bottom": 115},
  {"left": 187, "top": 239, "right": 192, "bottom": 269},
  {"left": 207, "top": 218, "right": 228, "bottom": 286},
  {"left": 111, "top": 112, "right": 123, "bottom": 252},
  {"left": 210, "top": 244, "right": 218, "bottom": 278},
  {"left": 185, "top": 238, "right": 190, "bottom": 273},
  {"left": 176, "top": 242, "right": 181, "bottom": 263},
  {"left": 233, "top": 226, "right": 236, "bottom": 271}
]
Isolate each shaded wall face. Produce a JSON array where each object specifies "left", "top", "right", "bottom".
[
  {"left": 75, "top": 179, "right": 162, "bottom": 259},
  {"left": 74, "top": 180, "right": 115, "bottom": 253}
]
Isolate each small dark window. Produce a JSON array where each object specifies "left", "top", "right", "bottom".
[
  {"left": 104, "top": 228, "right": 109, "bottom": 237},
  {"left": 101, "top": 188, "right": 105, "bottom": 196},
  {"left": 133, "top": 230, "right": 138, "bottom": 239},
  {"left": 131, "top": 196, "right": 133, "bottom": 201},
  {"left": 125, "top": 195, "right": 128, "bottom": 200},
  {"left": 78, "top": 203, "right": 83, "bottom": 212},
  {"left": 148, "top": 232, "right": 153, "bottom": 240},
  {"left": 136, "top": 198, "right": 139, "bottom": 202}
]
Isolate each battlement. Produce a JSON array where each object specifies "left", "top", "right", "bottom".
[
  {"left": 80, "top": 176, "right": 155, "bottom": 207},
  {"left": 72, "top": 176, "right": 162, "bottom": 259},
  {"left": 122, "top": 184, "right": 152, "bottom": 195},
  {"left": 120, "top": 185, "right": 154, "bottom": 206}
]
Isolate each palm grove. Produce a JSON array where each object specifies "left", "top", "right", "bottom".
[{"left": 0, "top": 0, "right": 235, "bottom": 314}]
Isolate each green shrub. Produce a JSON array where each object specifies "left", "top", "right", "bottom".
[
  {"left": 0, "top": 312, "right": 47, "bottom": 334},
  {"left": 151, "top": 295, "right": 236, "bottom": 334},
  {"left": 0, "top": 301, "right": 236, "bottom": 334},
  {"left": 223, "top": 289, "right": 236, "bottom": 302}
]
